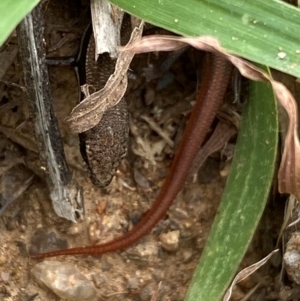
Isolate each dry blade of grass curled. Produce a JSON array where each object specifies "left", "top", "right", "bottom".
[
  {"left": 66, "top": 21, "right": 143, "bottom": 133},
  {"left": 123, "top": 34, "right": 300, "bottom": 200}
]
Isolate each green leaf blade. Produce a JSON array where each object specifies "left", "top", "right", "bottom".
[
  {"left": 0, "top": 0, "right": 40, "bottom": 46},
  {"left": 184, "top": 79, "right": 278, "bottom": 300},
  {"left": 110, "top": 0, "right": 300, "bottom": 77}
]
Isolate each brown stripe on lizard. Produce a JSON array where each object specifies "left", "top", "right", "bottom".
[
  {"left": 31, "top": 52, "right": 233, "bottom": 259},
  {"left": 78, "top": 16, "right": 131, "bottom": 187}
]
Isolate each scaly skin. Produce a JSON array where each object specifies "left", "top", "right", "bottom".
[{"left": 31, "top": 53, "right": 232, "bottom": 259}]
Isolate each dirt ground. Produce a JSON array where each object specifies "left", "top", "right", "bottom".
[{"left": 0, "top": 1, "right": 292, "bottom": 300}]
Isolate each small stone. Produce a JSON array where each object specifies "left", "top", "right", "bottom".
[
  {"left": 159, "top": 230, "right": 180, "bottom": 252},
  {"left": 133, "top": 242, "right": 159, "bottom": 258},
  {"left": 101, "top": 210, "right": 125, "bottom": 233},
  {"left": 31, "top": 261, "right": 97, "bottom": 300},
  {"left": 182, "top": 250, "right": 193, "bottom": 262},
  {"left": 67, "top": 223, "right": 81, "bottom": 236},
  {"left": 29, "top": 229, "right": 68, "bottom": 254},
  {"left": 284, "top": 232, "right": 300, "bottom": 284},
  {"left": 88, "top": 221, "right": 101, "bottom": 243},
  {"left": 1, "top": 272, "right": 10, "bottom": 282},
  {"left": 182, "top": 218, "right": 193, "bottom": 229}
]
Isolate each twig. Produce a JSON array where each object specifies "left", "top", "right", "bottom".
[{"left": 16, "top": 4, "right": 83, "bottom": 222}]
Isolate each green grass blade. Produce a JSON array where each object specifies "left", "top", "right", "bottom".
[
  {"left": 110, "top": 0, "right": 300, "bottom": 78},
  {"left": 184, "top": 79, "right": 278, "bottom": 301},
  {"left": 0, "top": 0, "right": 40, "bottom": 46}
]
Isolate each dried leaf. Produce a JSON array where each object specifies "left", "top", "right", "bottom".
[
  {"left": 133, "top": 136, "right": 166, "bottom": 165},
  {"left": 188, "top": 121, "right": 237, "bottom": 180},
  {"left": 141, "top": 115, "right": 174, "bottom": 147},
  {"left": 0, "top": 124, "right": 37, "bottom": 153},
  {"left": 275, "top": 82, "right": 300, "bottom": 198},
  {"left": 223, "top": 249, "right": 279, "bottom": 301},
  {"left": 66, "top": 21, "right": 143, "bottom": 133},
  {"left": 150, "top": 281, "right": 161, "bottom": 301},
  {"left": 0, "top": 165, "right": 34, "bottom": 216},
  {"left": 123, "top": 34, "right": 300, "bottom": 200}
]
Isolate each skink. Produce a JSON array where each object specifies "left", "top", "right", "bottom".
[
  {"left": 77, "top": 19, "right": 130, "bottom": 187},
  {"left": 31, "top": 53, "right": 232, "bottom": 258}
]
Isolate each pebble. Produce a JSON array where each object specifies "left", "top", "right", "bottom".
[
  {"left": 284, "top": 232, "right": 300, "bottom": 284},
  {"left": 133, "top": 241, "right": 159, "bottom": 258},
  {"left": 29, "top": 229, "right": 68, "bottom": 254},
  {"left": 66, "top": 223, "right": 81, "bottom": 236},
  {"left": 88, "top": 221, "right": 101, "bottom": 243},
  {"left": 159, "top": 230, "right": 180, "bottom": 252},
  {"left": 31, "top": 261, "right": 97, "bottom": 300},
  {"left": 1, "top": 272, "right": 10, "bottom": 282}
]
